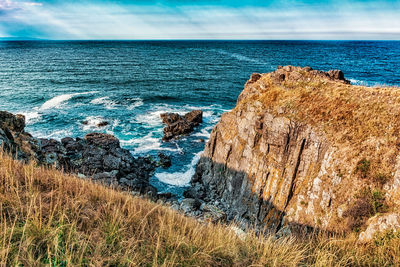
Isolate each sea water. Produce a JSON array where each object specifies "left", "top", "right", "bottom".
[{"left": 1, "top": 40, "right": 399, "bottom": 196}]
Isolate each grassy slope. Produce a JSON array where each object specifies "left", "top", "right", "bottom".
[{"left": 0, "top": 152, "right": 400, "bottom": 266}]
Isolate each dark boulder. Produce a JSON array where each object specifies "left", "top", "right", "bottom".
[
  {"left": 0, "top": 111, "right": 25, "bottom": 133},
  {"left": 160, "top": 110, "right": 203, "bottom": 141},
  {"left": 327, "top": 69, "right": 349, "bottom": 83},
  {"left": 84, "top": 133, "right": 120, "bottom": 150},
  {"left": 0, "top": 111, "right": 39, "bottom": 160},
  {"left": 97, "top": 121, "right": 109, "bottom": 127},
  {"left": 180, "top": 198, "right": 201, "bottom": 213},
  {"left": 158, "top": 152, "right": 172, "bottom": 168}
]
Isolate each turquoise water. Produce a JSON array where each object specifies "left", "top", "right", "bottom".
[{"left": 0, "top": 40, "right": 399, "bottom": 195}]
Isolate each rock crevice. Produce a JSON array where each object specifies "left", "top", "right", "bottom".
[{"left": 189, "top": 66, "right": 400, "bottom": 236}]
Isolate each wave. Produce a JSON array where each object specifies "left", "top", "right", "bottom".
[
  {"left": 349, "top": 78, "right": 385, "bottom": 87},
  {"left": 40, "top": 91, "right": 97, "bottom": 110},
  {"left": 349, "top": 79, "right": 368, "bottom": 86},
  {"left": 192, "top": 125, "right": 214, "bottom": 139},
  {"left": 20, "top": 111, "right": 41, "bottom": 125},
  {"left": 155, "top": 151, "right": 202, "bottom": 186},
  {"left": 127, "top": 98, "right": 144, "bottom": 110},
  {"left": 90, "top": 96, "right": 117, "bottom": 109},
  {"left": 143, "top": 95, "right": 181, "bottom": 102}
]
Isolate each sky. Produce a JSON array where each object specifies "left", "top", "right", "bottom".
[{"left": 0, "top": 0, "right": 399, "bottom": 40}]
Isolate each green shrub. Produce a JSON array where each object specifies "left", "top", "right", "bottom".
[
  {"left": 345, "top": 187, "right": 387, "bottom": 231},
  {"left": 355, "top": 158, "right": 371, "bottom": 178}
]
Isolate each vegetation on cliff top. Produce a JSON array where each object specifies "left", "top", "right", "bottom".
[
  {"left": 1, "top": 152, "right": 400, "bottom": 266},
  {"left": 250, "top": 67, "right": 400, "bottom": 172},
  {"left": 236, "top": 66, "right": 400, "bottom": 231}
]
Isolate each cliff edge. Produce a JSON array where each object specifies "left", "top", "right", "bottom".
[{"left": 193, "top": 66, "right": 400, "bottom": 236}]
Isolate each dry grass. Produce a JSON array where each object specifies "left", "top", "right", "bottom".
[
  {"left": 237, "top": 75, "right": 400, "bottom": 212},
  {"left": 0, "top": 152, "right": 400, "bottom": 266}
]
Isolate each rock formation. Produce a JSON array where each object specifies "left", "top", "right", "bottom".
[
  {"left": 161, "top": 110, "right": 203, "bottom": 141},
  {"left": 190, "top": 66, "right": 400, "bottom": 237},
  {"left": 0, "top": 111, "right": 157, "bottom": 196},
  {"left": 0, "top": 110, "right": 39, "bottom": 161}
]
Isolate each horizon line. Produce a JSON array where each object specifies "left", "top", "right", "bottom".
[{"left": 1, "top": 38, "right": 400, "bottom": 42}]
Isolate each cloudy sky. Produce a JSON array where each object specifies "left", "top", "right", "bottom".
[{"left": 0, "top": 0, "right": 399, "bottom": 40}]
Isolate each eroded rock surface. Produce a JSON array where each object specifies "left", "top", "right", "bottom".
[
  {"left": 189, "top": 66, "right": 400, "bottom": 236},
  {"left": 161, "top": 110, "right": 203, "bottom": 141},
  {"left": 359, "top": 213, "right": 400, "bottom": 243}
]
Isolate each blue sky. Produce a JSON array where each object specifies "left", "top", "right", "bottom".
[{"left": 0, "top": 0, "right": 399, "bottom": 40}]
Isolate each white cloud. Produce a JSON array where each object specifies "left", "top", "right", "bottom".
[
  {"left": 1, "top": 1, "right": 399, "bottom": 39},
  {"left": 0, "top": 0, "right": 42, "bottom": 10}
]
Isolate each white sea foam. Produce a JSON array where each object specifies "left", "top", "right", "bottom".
[
  {"left": 127, "top": 98, "right": 144, "bottom": 110},
  {"left": 81, "top": 116, "right": 108, "bottom": 130},
  {"left": 349, "top": 79, "right": 366, "bottom": 85},
  {"left": 155, "top": 151, "right": 202, "bottom": 186},
  {"left": 192, "top": 125, "right": 214, "bottom": 139},
  {"left": 90, "top": 96, "right": 117, "bottom": 109},
  {"left": 349, "top": 79, "right": 385, "bottom": 87},
  {"left": 134, "top": 110, "right": 172, "bottom": 128},
  {"left": 20, "top": 111, "right": 41, "bottom": 125},
  {"left": 40, "top": 91, "right": 97, "bottom": 110},
  {"left": 33, "top": 129, "right": 73, "bottom": 140},
  {"left": 121, "top": 132, "right": 182, "bottom": 154}
]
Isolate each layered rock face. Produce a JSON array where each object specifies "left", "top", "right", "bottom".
[{"left": 193, "top": 66, "right": 400, "bottom": 234}]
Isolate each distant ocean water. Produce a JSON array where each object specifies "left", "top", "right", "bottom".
[{"left": 1, "top": 40, "right": 399, "bottom": 195}]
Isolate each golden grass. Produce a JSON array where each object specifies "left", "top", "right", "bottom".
[
  {"left": 0, "top": 152, "right": 400, "bottom": 266},
  {"left": 237, "top": 76, "right": 400, "bottom": 200}
]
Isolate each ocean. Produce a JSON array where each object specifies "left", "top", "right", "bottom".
[{"left": 1, "top": 40, "right": 399, "bottom": 196}]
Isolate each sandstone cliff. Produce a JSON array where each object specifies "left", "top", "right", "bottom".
[{"left": 193, "top": 66, "right": 400, "bottom": 235}]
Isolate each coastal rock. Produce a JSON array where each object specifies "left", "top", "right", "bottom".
[
  {"left": 0, "top": 111, "right": 25, "bottom": 133},
  {"left": 0, "top": 111, "right": 39, "bottom": 160},
  {"left": 39, "top": 133, "right": 157, "bottom": 194},
  {"left": 97, "top": 121, "right": 109, "bottom": 127},
  {"left": 158, "top": 152, "right": 172, "bottom": 168},
  {"left": 180, "top": 198, "right": 201, "bottom": 213},
  {"left": 201, "top": 204, "right": 226, "bottom": 223},
  {"left": 359, "top": 213, "right": 400, "bottom": 243},
  {"left": 160, "top": 110, "right": 203, "bottom": 141},
  {"left": 0, "top": 111, "right": 157, "bottom": 197},
  {"left": 191, "top": 66, "right": 400, "bottom": 234}
]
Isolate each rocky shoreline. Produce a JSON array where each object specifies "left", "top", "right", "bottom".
[
  {"left": 1, "top": 110, "right": 161, "bottom": 199},
  {"left": 3, "top": 65, "right": 400, "bottom": 241},
  {"left": 0, "top": 108, "right": 230, "bottom": 224}
]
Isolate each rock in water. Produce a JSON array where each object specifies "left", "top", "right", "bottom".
[
  {"left": 0, "top": 111, "right": 157, "bottom": 197},
  {"left": 158, "top": 152, "right": 172, "bottom": 168},
  {"left": 190, "top": 66, "right": 400, "bottom": 236},
  {"left": 160, "top": 110, "right": 203, "bottom": 141}
]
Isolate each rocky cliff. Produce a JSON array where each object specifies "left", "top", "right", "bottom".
[{"left": 192, "top": 66, "right": 400, "bottom": 235}]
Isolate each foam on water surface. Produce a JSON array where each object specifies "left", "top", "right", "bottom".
[
  {"left": 3, "top": 40, "right": 399, "bottom": 196},
  {"left": 155, "top": 151, "right": 202, "bottom": 186},
  {"left": 40, "top": 91, "right": 98, "bottom": 110}
]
